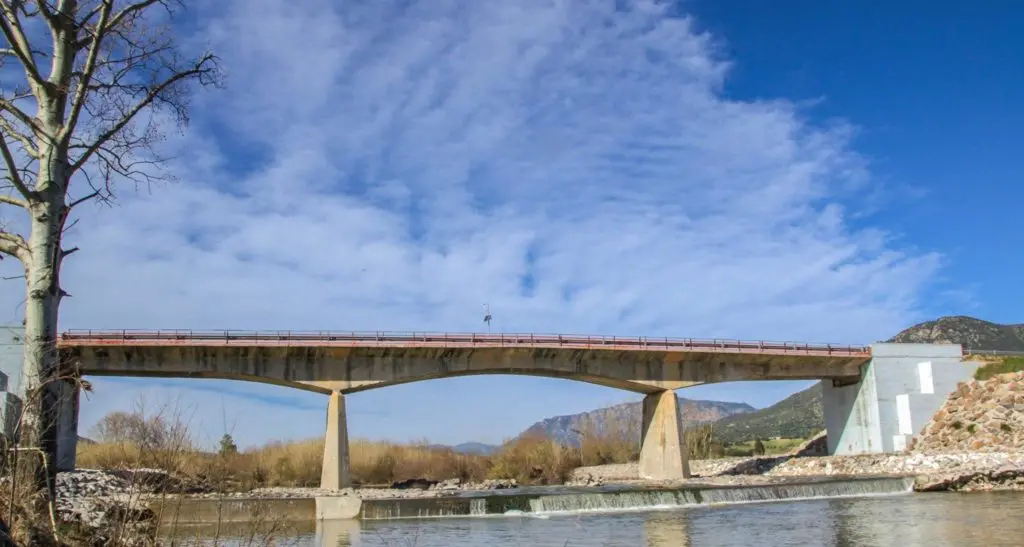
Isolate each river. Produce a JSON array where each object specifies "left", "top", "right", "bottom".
[{"left": 168, "top": 490, "right": 1024, "bottom": 546}]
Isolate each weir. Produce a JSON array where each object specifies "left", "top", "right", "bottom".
[
  {"left": 152, "top": 476, "right": 916, "bottom": 526},
  {"left": 356, "top": 476, "right": 915, "bottom": 520}
]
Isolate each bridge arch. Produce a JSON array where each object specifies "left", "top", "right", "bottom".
[
  {"left": 63, "top": 340, "right": 865, "bottom": 396},
  {"left": 56, "top": 330, "right": 871, "bottom": 489}
]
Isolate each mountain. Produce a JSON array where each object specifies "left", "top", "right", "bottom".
[
  {"left": 513, "top": 315, "right": 1024, "bottom": 447},
  {"left": 710, "top": 315, "right": 1024, "bottom": 442},
  {"left": 519, "top": 396, "right": 755, "bottom": 446},
  {"left": 712, "top": 383, "right": 824, "bottom": 444},
  {"left": 886, "top": 315, "right": 1024, "bottom": 352},
  {"left": 451, "top": 442, "right": 500, "bottom": 455},
  {"left": 425, "top": 442, "right": 500, "bottom": 455}
]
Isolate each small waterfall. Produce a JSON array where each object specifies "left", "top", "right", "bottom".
[
  {"left": 697, "top": 477, "right": 915, "bottom": 506},
  {"left": 529, "top": 490, "right": 701, "bottom": 513},
  {"left": 359, "top": 477, "right": 915, "bottom": 520}
]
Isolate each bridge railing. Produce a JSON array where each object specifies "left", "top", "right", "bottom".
[
  {"left": 963, "top": 348, "right": 1024, "bottom": 357},
  {"left": 58, "top": 329, "right": 872, "bottom": 356}
]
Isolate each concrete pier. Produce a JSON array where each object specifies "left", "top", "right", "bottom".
[
  {"left": 320, "top": 391, "right": 351, "bottom": 490},
  {"left": 822, "top": 343, "right": 979, "bottom": 454},
  {"left": 638, "top": 390, "right": 690, "bottom": 480}
]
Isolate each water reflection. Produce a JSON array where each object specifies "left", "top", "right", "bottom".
[
  {"left": 316, "top": 519, "right": 360, "bottom": 547},
  {"left": 643, "top": 512, "right": 691, "bottom": 546},
  {"left": 174, "top": 492, "right": 1024, "bottom": 547}
]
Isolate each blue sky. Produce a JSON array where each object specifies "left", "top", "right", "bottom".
[{"left": 1, "top": 0, "right": 1019, "bottom": 449}]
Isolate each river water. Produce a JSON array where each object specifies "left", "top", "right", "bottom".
[{"left": 170, "top": 491, "right": 1024, "bottom": 546}]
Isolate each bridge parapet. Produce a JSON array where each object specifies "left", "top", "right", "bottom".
[{"left": 59, "top": 329, "right": 872, "bottom": 357}]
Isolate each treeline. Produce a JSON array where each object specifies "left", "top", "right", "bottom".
[{"left": 78, "top": 408, "right": 740, "bottom": 487}]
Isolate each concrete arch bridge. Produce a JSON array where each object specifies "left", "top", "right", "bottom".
[{"left": 30, "top": 330, "right": 973, "bottom": 489}]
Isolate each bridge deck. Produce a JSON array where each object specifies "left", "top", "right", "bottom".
[{"left": 59, "top": 330, "right": 872, "bottom": 357}]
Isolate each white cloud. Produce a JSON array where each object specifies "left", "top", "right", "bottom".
[{"left": 1, "top": 0, "right": 942, "bottom": 446}]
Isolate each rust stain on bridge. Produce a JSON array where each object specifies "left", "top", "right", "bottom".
[{"left": 57, "top": 330, "right": 873, "bottom": 394}]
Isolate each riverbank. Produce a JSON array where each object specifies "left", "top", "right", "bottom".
[
  {"left": 569, "top": 451, "right": 1024, "bottom": 492},
  {"left": 56, "top": 449, "right": 1024, "bottom": 527}
]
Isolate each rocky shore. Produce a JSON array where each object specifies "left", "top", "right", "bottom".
[{"left": 568, "top": 451, "right": 1024, "bottom": 490}]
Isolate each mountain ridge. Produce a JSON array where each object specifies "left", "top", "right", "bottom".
[
  {"left": 513, "top": 315, "right": 1023, "bottom": 445},
  {"left": 520, "top": 396, "right": 754, "bottom": 446},
  {"left": 885, "top": 315, "right": 1024, "bottom": 352}
]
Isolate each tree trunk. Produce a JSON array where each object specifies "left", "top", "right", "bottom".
[{"left": 16, "top": 192, "right": 65, "bottom": 506}]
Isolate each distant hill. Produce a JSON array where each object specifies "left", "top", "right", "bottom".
[
  {"left": 886, "top": 315, "right": 1024, "bottom": 352},
  {"left": 424, "top": 442, "right": 500, "bottom": 455},
  {"left": 518, "top": 396, "right": 754, "bottom": 446},
  {"left": 451, "top": 442, "right": 500, "bottom": 455},
  {"left": 512, "top": 315, "right": 1024, "bottom": 446},
  {"left": 712, "top": 383, "right": 824, "bottom": 444}
]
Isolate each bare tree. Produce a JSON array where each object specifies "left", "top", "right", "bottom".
[{"left": 0, "top": 0, "right": 219, "bottom": 515}]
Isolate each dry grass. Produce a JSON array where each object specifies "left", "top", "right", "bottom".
[
  {"left": 78, "top": 420, "right": 721, "bottom": 490},
  {"left": 77, "top": 437, "right": 493, "bottom": 489}
]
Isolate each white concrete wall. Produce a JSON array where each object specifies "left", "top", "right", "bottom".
[
  {"left": 822, "top": 343, "right": 978, "bottom": 455},
  {"left": 0, "top": 326, "right": 23, "bottom": 440}
]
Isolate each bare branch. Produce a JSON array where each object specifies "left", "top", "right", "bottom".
[
  {"left": 0, "top": 229, "right": 29, "bottom": 261},
  {"left": 0, "top": 193, "right": 28, "bottom": 208},
  {"left": 0, "top": 96, "right": 43, "bottom": 139},
  {"left": 106, "top": 1, "right": 165, "bottom": 33},
  {"left": 0, "top": 113, "right": 38, "bottom": 157},
  {"left": 32, "top": 0, "right": 58, "bottom": 27},
  {"left": 70, "top": 52, "right": 218, "bottom": 173},
  {"left": 67, "top": 190, "right": 97, "bottom": 209},
  {"left": 61, "top": 0, "right": 115, "bottom": 146},
  {"left": 0, "top": 134, "right": 35, "bottom": 199},
  {"left": 0, "top": 1, "right": 47, "bottom": 86}
]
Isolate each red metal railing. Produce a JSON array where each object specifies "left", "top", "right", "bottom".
[{"left": 57, "top": 330, "right": 872, "bottom": 357}]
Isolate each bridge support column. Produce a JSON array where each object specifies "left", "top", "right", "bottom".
[
  {"left": 55, "top": 380, "right": 80, "bottom": 471},
  {"left": 638, "top": 390, "right": 690, "bottom": 480},
  {"left": 320, "top": 390, "right": 351, "bottom": 490}
]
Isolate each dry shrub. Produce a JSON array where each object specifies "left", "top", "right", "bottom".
[
  {"left": 577, "top": 414, "right": 638, "bottom": 466},
  {"left": 76, "top": 408, "right": 723, "bottom": 493},
  {"left": 348, "top": 440, "right": 487, "bottom": 485},
  {"left": 683, "top": 423, "right": 715, "bottom": 460},
  {"left": 241, "top": 440, "right": 323, "bottom": 488},
  {"left": 486, "top": 434, "right": 581, "bottom": 484}
]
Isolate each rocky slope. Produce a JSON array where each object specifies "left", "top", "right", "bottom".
[
  {"left": 887, "top": 315, "right": 1024, "bottom": 351},
  {"left": 520, "top": 396, "right": 754, "bottom": 446},
  {"left": 910, "top": 371, "right": 1024, "bottom": 453}
]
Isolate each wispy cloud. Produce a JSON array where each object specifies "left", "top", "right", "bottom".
[{"left": 1, "top": 0, "right": 941, "bottom": 446}]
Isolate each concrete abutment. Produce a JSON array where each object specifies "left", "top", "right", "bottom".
[
  {"left": 320, "top": 390, "right": 351, "bottom": 490},
  {"left": 821, "top": 343, "right": 978, "bottom": 455},
  {"left": 638, "top": 389, "right": 691, "bottom": 480}
]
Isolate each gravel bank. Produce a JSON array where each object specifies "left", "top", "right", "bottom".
[{"left": 569, "top": 452, "right": 1024, "bottom": 491}]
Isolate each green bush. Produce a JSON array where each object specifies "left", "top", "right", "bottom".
[{"left": 973, "top": 357, "right": 1024, "bottom": 381}]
